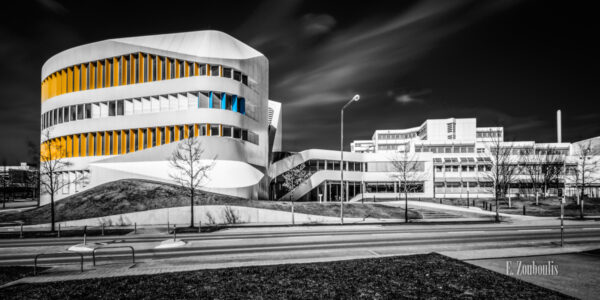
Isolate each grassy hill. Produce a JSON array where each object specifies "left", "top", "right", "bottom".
[{"left": 0, "top": 179, "right": 421, "bottom": 224}]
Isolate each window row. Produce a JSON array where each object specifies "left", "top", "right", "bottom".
[
  {"left": 434, "top": 181, "right": 494, "bottom": 188},
  {"left": 41, "top": 52, "right": 250, "bottom": 101},
  {"left": 58, "top": 170, "right": 90, "bottom": 194},
  {"left": 476, "top": 131, "right": 502, "bottom": 138},
  {"left": 303, "top": 159, "right": 425, "bottom": 173},
  {"left": 432, "top": 157, "right": 491, "bottom": 164},
  {"left": 41, "top": 91, "right": 252, "bottom": 130},
  {"left": 414, "top": 145, "right": 475, "bottom": 153},
  {"left": 491, "top": 147, "right": 569, "bottom": 156},
  {"left": 41, "top": 123, "right": 259, "bottom": 160},
  {"left": 377, "top": 132, "right": 417, "bottom": 140},
  {"left": 434, "top": 165, "right": 492, "bottom": 173},
  {"left": 377, "top": 144, "right": 408, "bottom": 151}
]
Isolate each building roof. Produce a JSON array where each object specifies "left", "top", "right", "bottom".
[
  {"left": 42, "top": 30, "right": 264, "bottom": 79},
  {"left": 114, "top": 30, "right": 263, "bottom": 60}
]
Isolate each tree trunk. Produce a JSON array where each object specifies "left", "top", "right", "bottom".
[
  {"left": 50, "top": 193, "right": 55, "bottom": 232},
  {"left": 495, "top": 182, "right": 499, "bottom": 222},
  {"left": 190, "top": 188, "right": 194, "bottom": 227},
  {"left": 404, "top": 190, "right": 408, "bottom": 223}
]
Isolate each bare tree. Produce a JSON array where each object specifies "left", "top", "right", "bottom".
[
  {"left": 390, "top": 151, "right": 426, "bottom": 223},
  {"left": 280, "top": 160, "right": 310, "bottom": 224},
  {"left": 169, "top": 137, "right": 214, "bottom": 228},
  {"left": 39, "top": 129, "right": 87, "bottom": 232},
  {"left": 26, "top": 140, "right": 41, "bottom": 206},
  {"left": 570, "top": 140, "right": 600, "bottom": 217},
  {"left": 522, "top": 149, "right": 565, "bottom": 205},
  {"left": 482, "top": 137, "right": 518, "bottom": 222},
  {"left": 1, "top": 159, "right": 7, "bottom": 209}
]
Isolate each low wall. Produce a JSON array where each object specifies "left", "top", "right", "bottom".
[{"left": 28, "top": 205, "right": 367, "bottom": 227}]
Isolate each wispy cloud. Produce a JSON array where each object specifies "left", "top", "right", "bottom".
[{"left": 235, "top": 0, "right": 519, "bottom": 150}]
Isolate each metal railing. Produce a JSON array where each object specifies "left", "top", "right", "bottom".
[
  {"left": 92, "top": 245, "right": 135, "bottom": 266},
  {"left": 34, "top": 252, "right": 84, "bottom": 276}
]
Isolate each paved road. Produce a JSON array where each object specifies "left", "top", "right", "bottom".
[{"left": 0, "top": 222, "right": 599, "bottom": 267}]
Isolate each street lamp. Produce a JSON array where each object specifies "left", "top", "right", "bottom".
[{"left": 340, "top": 94, "right": 360, "bottom": 225}]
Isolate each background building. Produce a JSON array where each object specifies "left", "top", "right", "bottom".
[{"left": 271, "top": 118, "right": 599, "bottom": 202}]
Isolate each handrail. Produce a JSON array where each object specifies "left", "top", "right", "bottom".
[
  {"left": 34, "top": 252, "right": 84, "bottom": 276},
  {"left": 92, "top": 246, "right": 135, "bottom": 266}
]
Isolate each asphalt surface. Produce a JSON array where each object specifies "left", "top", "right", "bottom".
[{"left": 0, "top": 223, "right": 599, "bottom": 267}]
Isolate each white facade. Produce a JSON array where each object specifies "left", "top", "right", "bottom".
[
  {"left": 40, "top": 31, "right": 281, "bottom": 205},
  {"left": 270, "top": 118, "right": 599, "bottom": 202}
]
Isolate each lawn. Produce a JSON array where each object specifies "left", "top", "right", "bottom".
[
  {"left": 495, "top": 196, "right": 600, "bottom": 218},
  {"left": 0, "top": 266, "right": 47, "bottom": 286},
  {"left": 0, "top": 179, "right": 421, "bottom": 225},
  {"left": 418, "top": 196, "right": 600, "bottom": 218},
  {"left": 0, "top": 253, "right": 572, "bottom": 299}
]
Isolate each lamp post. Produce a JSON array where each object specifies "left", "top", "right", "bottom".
[{"left": 340, "top": 94, "right": 360, "bottom": 225}]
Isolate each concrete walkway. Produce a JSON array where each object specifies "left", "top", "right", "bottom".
[
  {"left": 465, "top": 249, "right": 600, "bottom": 300},
  {"left": 379, "top": 200, "right": 544, "bottom": 221}
]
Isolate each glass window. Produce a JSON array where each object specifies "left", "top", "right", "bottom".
[
  {"left": 70, "top": 105, "right": 77, "bottom": 121},
  {"left": 143, "top": 130, "right": 147, "bottom": 149},
  {"left": 187, "top": 124, "right": 194, "bottom": 137},
  {"left": 170, "top": 59, "right": 175, "bottom": 78},
  {"left": 160, "top": 57, "right": 166, "bottom": 79},
  {"left": 199, "top": 64, "right": 206, "bottom": 76},
  {"left": 134, "top": 55, "right": 139, "bottom": 84},
  {"left": 160, "top": 127, "right": 165, "bottom": 144},
  {"left": 242, "top": 129, "right": 248, "bottom": 141},
  {"left": 126, "top": 57, "right": 131, "bottom": 84},
  {"left": 125, "top": 131, "right": 129, "bottom": 153},
  {"left": 169, "top": 127, "right": 174, "bottom": 142},
  {"left": 152, "top": 56, "right": 157, "bottom": 80},
  {"left": 226, "top": 95, "right": 233, "bottom": 110},
  {"left": 222, "top": 126, "right": 232, "bottom": 137},
  {"left": 242, "top": 75, "right": 248, "bottom": 85},
  {"left": 63, "top": 107, "right": 69, "bottom": 122},
  {"left": 222, "top": 68, "right": 232, "bottom": 78},
  {"left": 116, "top": 131, "right": 121, "bottom": 153},
  {"left": 117, "top": 100, "right": 124, "bottom": 116},
  {"left": 77, "top": 104, "right": 84, "bottom": 120},
  {"left": 57, "top": 108, "right": 63, "bottom": 124},
  {"left": 151, "top": 128, "right": 156, "bottom": 146},
  {"left": 144, "top": 55, "right": 148, "bottom": 82},
  {"left": 108, "top": 132, "right": 113, "bottom": 155},
  {"left": 200, "top": 124, "right": 207, "bottom": 136},
  {"left": 211, "top": 65, "right": 220, "bottom": 76},
  {"left": 85, "top": 104, "right": 91, "bottom": 119},
  {"left": 179, "top": 126, "right": 184, "bottom": 140},
  {"left": 133, "top": 131, "right": 138, "bottom": 151},
  {"left": 180, "top": 62, "right": 185, "bottom": 78},
  {"left": 233, "top": 127, "right": 241, "bottom": 139},
  {"left": 233, "top": 71, "right": 241, "bottom": 81},
  {"left": 326, "top": 161, "right": 333, "bottom": 170},
  {"left": 210, "top": 125, "right": 220, "bottom": 136},
  {"left": 108, "top": 101, "right": 116, "bottom": 116}
]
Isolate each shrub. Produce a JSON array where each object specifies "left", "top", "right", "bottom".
[{"left": 223, "top": 206, "right": 241, "bottom": 224}]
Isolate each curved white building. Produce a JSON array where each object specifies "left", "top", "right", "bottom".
[{"left": 40, "top": 31, "right": 281, "bottom": 204}]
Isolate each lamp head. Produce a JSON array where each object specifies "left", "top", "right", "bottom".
[{"left": 352, "top": 94, "right": 360, "bottom": 101}]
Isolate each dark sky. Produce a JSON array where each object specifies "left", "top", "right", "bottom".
[{"left": 1, "top": 0, "right": 599, "bottom": 164}]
